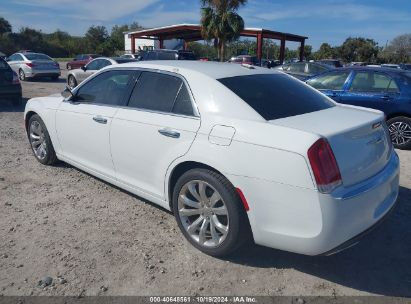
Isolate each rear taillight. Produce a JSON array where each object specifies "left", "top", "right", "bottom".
[
  {"left": 12, "top": 71, "right": 20, "bottom": 84},
  {"left": 307, "top": 138, "right": 342, "bottom": 193},
  {"left": 25, "top": 62, "right": 34, "bottom": 68}
]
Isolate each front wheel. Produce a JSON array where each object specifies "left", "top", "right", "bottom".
[
  {"left": 387, "top": 116, "right": 411, "bottom": 150},
  {"left": 28, "top": 114, "right": 58, "bottom": 165},
  {"left": 172, "top": 169, "right": 251, "bottom": 257},
  {"left": 68, "top": 75, "right": 77, "bottom": 88}
]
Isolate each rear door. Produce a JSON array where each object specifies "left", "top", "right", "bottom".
[
  {"left": 339, "top": 70, "right": 401, "bottom": 112},
  {"left": 110, "top": 70, "right": 200, "bottom": 200},
  {"left": 306, "top": 70, "right": 352, "bottom": 101}
]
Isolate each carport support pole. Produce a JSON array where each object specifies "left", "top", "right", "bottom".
[
  {"left": 159, "top": 39, "right": 164, "bottom": 49},
  {"left": 131, "top": 35, "right": 136, "bottom": 54},
  {"left": 279, "top": 38, "right": 286, "bottom": 64},
  {"left": 257, "top": 32, "right": 263, "bottom": 61},
  {"left": 299, "top": 39, "right": 305, "bottom": 62}
]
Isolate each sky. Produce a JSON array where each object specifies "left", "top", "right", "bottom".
[{"left": 1, "top": 0, "right": 410, "bottom": 50}]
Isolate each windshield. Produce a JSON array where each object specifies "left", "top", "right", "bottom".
[
  {"left": 25, "top": 53, "right": 52, "bottom": 61},
  {"left": 218, "top": 74, "right": 335, "bottom": 120}
]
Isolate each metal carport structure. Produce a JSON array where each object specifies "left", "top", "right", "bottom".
[{"left": 126, "top": 24, "right": 308, "bottom": 63}]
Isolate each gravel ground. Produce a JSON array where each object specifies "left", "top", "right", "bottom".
[{"left": 0, "top": 65, "right": 410, "bottom": 297}]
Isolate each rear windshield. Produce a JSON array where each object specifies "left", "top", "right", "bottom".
[
  {"left": 178, "top": 52, "right": 197, "bottom": 60},
  {"left": 25, "top": 53, "right": 52, "bottom": 61},
  {"left": 218, "top": 74, "right": 335, "bottom": 120}
]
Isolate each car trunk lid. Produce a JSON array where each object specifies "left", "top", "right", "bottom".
[
  {"left": 30, "top": 60, "right": 58, "bottom": 70},
  {"left": 270, "top": 105, "right": 392, "bottom": 187}
]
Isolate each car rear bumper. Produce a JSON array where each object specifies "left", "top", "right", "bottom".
[
  {"left": 228, "top": 151, "right": 399, "bottom": 255},
  {"left": 25, "top": 69, "right": 61, "bottom": 78}
]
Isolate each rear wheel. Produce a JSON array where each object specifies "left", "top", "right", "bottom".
[
  {"left": 68, "top": 75, "right": 77, "bottom": 88},
  {"left": 387, "top": 116, "right": 411, "bottom": 150},
  {"left": 19, "top": 69, "right": 26, "bottom": 81},
  {"left": 172, "top": 168, "right": 251, "bottom": 257},
  {"left": 28, "top": 114, "right": 57, "bottom": 165}
]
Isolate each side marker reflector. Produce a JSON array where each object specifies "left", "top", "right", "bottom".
[{"left": 236, "top": 188, "right": 250, "bottom": 212}]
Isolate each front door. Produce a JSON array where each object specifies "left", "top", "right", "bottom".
[
  {"left": 56, "top": 69, "right": 136, "bottom": 178},
  {"left": 306, "top": 70, "right": 352, "bottom": 102}
]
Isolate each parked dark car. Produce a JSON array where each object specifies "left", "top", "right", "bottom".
[
  {"left": 316, "top": 59, "right": 343, "bottom": 68},
  {"left": 0, "top": 57, "right": 22, "bottom": 105},
  {"left": 400, "top": 63, "right": 411, "bottom": 70},
  {"left": 66, "top": 54, "right": 101, "bottom": 70},
  {"left": 140, "top": 49, "right": 196, "bottom": 61},
  {"left": 306, "top": 66, "right": 411, "bottom": 149},
  {"left": 275, "top": 62, "right": 334, "bottom": 80}
]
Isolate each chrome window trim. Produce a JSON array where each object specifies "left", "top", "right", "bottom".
[{"left": 66, "top": 67, "right": 201, "bottom": 118}]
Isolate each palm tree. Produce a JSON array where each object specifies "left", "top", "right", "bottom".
[{"left": 200, "top": 0, "right": 247, "bottom": 61}]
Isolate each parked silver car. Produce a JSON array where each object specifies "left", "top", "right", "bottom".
[
  {"left": 7, "top": 52, "right": 60, "bottom": 81},
  {"left": 67, "top": 57, "right": 137, "bottom": 88}
]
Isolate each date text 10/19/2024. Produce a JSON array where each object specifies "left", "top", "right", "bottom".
[{"left": 149, "top": 297, "right": 257, "bottom": 303}]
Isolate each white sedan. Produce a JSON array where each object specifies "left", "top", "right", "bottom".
[{"left": 24, "top": 61, "right": 399, "bottom": 257}]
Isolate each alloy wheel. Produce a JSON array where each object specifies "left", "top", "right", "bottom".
[
  {"left": 29, "top": 120, "right": 47, "bottom": 160},
  {"left": 68, "top": 76, "right": 76, "bottom": 88},
  {"left": 388, "top": 121, "right": 411, "bottom": 146},
  {"left": 177, "top": 180, "right": 229, "bottom": 247}
]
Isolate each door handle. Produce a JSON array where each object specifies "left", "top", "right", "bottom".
[
  {"left": 380, "top": 95, "right": 390, "bottom": 101},
  {"left": 158, "top": 128, "right": 180, "bottom": 138},
  {"left": 92, "top": 116, "right": 107, "bottom": 124}
]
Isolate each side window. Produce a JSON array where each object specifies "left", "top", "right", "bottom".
[
  {"left": 350, "top": 72, "right": 399, "bottom": 92},
  {"left": 128, "top": 72, "right": 183, "bottom": 113},
  {"left": 75, "top": 55, "right": 83, "bottom": 60},
  {"left": 86, "top": 59, "right": 101, "bottom": 70},
  {"left": 289, "top": 63, "right": 305, "bottom": 73},
  {"left": 173, "top": 84, "right": 194, "bottom": 116},
  {"left": 307, "top": 71, "right": 350, "bottom": 90},
  {"left": 7, "top": 55, "right": 16, "bottom": 61},
  {"left": 100, "top": 60, "right": 111, "bottom": 69},
  {"left": 308, "top": 63, "right": 327, "bottom": 75},
  {"left": 75, "top": 70, "right": 135, "bottom": 105}
]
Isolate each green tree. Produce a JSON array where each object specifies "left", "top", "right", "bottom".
[
  {"left": 313, "top": 43, "right": 335, "bottom": 60},
  {"left": 110, "top": 24, "right": 129, "bottom": 51},
  {"left": 200, "top": 0, "right": 247, "bottom": 61},
  {"left": 0, "top": 17, "right": 12, "bottom": 35},
  {"left": 383, "top": 34, "right": 411, "bottom": 63},
  {"left": 298, "top": 44, "right": 312, "bottom": 60},
  {"left": 86, "top": 25, "right": 109, "bottom": 49},
  {"left": 338, "top": 37, "right": 379, "bottom": 63}
]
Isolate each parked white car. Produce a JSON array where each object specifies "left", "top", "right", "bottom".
[{"left": 24, "top": 61, "right": 399, "bottom": 257}]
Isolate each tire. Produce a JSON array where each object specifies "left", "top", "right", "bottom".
[
  {"left": 27, "top": 114, "right": 58, "bottom": 165},
  {"left": 172, "top": 168, "right": 251, "bottom": 257},
  {"left": 68, "top": 75, "right": 77, "bottom": 88},
  {"left": 19, "top": 69, "right": 26, "bottom": 81},
  {"left": 387, "top": 116, "right": 411, "bottom": 150}
]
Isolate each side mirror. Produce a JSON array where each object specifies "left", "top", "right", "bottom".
[
  {"left": 81, "top": 66, "right": 87, "bottom": 71},
  {"left": 61, "top": 86, "right": 74, "bottom": 99}
]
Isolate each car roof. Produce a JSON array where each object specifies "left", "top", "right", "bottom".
[
  {"left": 338, "top": 66, "right": 405, "bottom": 74},
  {"left": 105, "top": 60, "right": 279, "bottom": 79}
]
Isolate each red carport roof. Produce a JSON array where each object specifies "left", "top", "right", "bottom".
[{"left": 126, "top": 24, "right": 307, "bottom": 42}]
